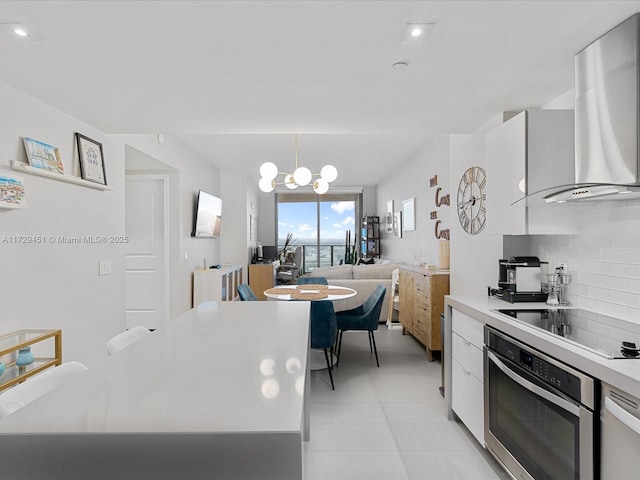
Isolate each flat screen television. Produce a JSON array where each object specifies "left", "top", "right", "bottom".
[{"left": 192, "top": 190, "right": 222, "bottom": 238}]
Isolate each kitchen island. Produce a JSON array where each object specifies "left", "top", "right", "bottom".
[{"left": 0, "top": 300, "right": 311, "bottom": 480}]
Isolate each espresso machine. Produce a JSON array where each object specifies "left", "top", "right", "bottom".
[{"left": 492, "top": 256, "right": 548, "bottom": 303}]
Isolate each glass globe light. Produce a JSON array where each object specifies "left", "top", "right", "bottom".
[
  {"left": 320, "top": 164, "right": 338, "bottom": 183},
  {"left": 313, "top": 178, "right": 329, "bottom": 194},
  {"left": 258, "top": 177, "right": 275, "bottom": 193},
  {"left": 259, "top": 162, "right": 278, "bottom": 180},
  {"left": 293, "top": 166, "right": 312, "bottom": 186},
  {"left": 284, "top": 174, "right": 298, "bottom": 189}
]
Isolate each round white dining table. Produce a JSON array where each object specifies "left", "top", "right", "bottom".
[
  {"left": 263, "top": 284, "right": 357, "bottom": 301},
  {"left": 264, "top": 284, "right": 357, "bottom": 371}
]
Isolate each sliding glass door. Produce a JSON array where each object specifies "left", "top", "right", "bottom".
[{"left": 277, "top": 193, "right": 360, "bottom": 273}]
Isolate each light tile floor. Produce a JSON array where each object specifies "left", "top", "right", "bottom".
[{"left": 304, "top": 326, "right": 510, "bottom": 480}]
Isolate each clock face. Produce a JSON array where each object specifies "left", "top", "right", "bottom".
[{"left": 457, "top": 166, "right": 487, "bottom": 234}]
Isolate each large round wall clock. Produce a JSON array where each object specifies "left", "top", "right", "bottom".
[{"left": 457, "top": 166, "right": 487, "bottom": 234}]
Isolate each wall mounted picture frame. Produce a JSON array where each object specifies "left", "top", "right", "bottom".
[
  {"left": 386, "top": 200, "right": 394, "bottom": 233},
  {"left": 393, "top": 211, "right": 402, "bottom": 238},
  {"left": 75, "top": 133, "right": 107, "bottom": 185},
  {"left": 22, "top": 137, "right": 64, "bottom": 174},
  {"left": 402, "top": 197, "right": 415, "bottom": 231},
  {"left": 0, "top": 174, "right": 27, "bottom": 209}
]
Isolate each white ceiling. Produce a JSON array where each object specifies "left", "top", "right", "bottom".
[{"left": 1, "top": 1, "right": 639, "bottom": 187}]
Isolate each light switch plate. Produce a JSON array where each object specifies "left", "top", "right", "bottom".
[{"left": 99, "top": 260, "right": 112, "bottom": 276}]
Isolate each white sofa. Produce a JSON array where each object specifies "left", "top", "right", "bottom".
[{"left": 300, "top": 262, "right": 402, "bottom": 322}]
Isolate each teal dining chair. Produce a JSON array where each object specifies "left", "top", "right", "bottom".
[
  {"left": 335, "top": 284, "right": 386, "bottom": 367},
  {"left": 237, "top": 284, "right": 259, "bottom": 301},
  {"left": 296, "top": 276, "right": 335, "bottom": 389},
  {"left": 297, "top": 276, "right": 328, "bottom": 285}
]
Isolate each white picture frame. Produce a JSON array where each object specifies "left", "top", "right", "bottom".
[
  {"left": 402, "top": 197, "right": 415, "bottom": 232},
  {"left": 386, "top": 200, "right": 394, "bottom": 233},
  {"left": 393, "top": 211, "right": 402, "bottom": 238}
]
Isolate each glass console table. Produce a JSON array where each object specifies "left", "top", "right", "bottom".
[{"left": 0, "top": 329, "right": 62, "bottom": 392}]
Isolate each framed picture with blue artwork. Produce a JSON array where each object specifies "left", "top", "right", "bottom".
[
  {"left": 75, "top": 133, "right": 107, "bottom": 185},
  {"left": 22, "top": 137, "right": 64, "bottom": 174}
]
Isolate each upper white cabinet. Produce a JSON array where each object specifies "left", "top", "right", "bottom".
[{"left": 486, "top": 110, "right": 578, "bottom": 235}]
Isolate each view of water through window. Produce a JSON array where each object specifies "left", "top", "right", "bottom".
[{"left": 277, "top": 195, "right": 358, "bottom": 272}]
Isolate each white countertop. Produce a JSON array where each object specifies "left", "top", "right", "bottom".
[
  {"left": 0, "top": 300, "right": 311, "bottom": 434},
  {"left": 446, "top": 295, "right": 640, "bottom": 398}
]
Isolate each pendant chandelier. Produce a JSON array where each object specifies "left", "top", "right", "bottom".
[{"left": 258, "top": 134, "right": 338, "bottom": 194}]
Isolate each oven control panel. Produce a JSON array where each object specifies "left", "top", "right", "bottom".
[{"left": 488, "top": 329, "right": 582, "bottom": 402}]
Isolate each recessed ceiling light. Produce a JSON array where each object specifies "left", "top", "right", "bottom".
[
  {"left": 402, "top": 22, "right": 436, "bottom": 42},
  {"left": 0, "top": 23, "right": 45, "bottom": 41}
]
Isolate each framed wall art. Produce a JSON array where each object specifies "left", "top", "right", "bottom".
[
  {"left": 75, "top": 133, "right": 107, "bottom": 185},
  {"left": 386, "top": 200, "right": 394, "bottom": 233},
  {"left": 393, "top": 211, "right": 402, "bottom": 238},
  {"left": 402, "top": 197, "right": 415, "bottom": 232},
  {"left": 22, "top": 137, "right": 64, "bottom": 174},
  {"left": 0, "top": 174, "right": 27, "bottom": 209}
]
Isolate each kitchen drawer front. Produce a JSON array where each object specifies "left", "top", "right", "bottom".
[
  {"left": 451, "top": 356, "right": 485, "bottom": 445},
  {"left": 452, "top": 331, "right": 483, "bottom": 381},
  {"left": 452, "top": 309, "right": 483, "bottom": 350}
]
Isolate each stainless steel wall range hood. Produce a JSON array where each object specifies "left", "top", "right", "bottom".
[{"left": 515, "top": 13, "right": 640, "bottom": 206}]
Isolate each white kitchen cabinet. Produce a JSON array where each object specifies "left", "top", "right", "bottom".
[
  {"left": 485, "top": 110, "right": 578, "bottom": 235},
  {"left": 451, "top": 308, "right": 485, "bottom": 445}
]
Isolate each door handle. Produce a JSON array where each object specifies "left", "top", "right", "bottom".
[
  {"left": 605, "top": 396, "right": 640, "bottom": 436},
  {"left": 487, "top": 350, "right": 580, "bottom": 416}
]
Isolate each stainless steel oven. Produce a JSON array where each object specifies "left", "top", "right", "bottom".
[{"left": 484, "top": 326, "right": 597, "bottom": 480}]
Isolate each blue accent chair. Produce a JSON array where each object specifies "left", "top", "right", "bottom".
[
  {"left": 237, "top": 284, "right": 259, "bottom": 301},
  {"left": 335, "top": 284, "right": 386, "bottom": 367}
]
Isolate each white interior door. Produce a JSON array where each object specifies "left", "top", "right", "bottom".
[{"left": 125, "top": 175, "right": 169, "bottom": 329}]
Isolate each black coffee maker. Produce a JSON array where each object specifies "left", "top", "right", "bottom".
[{"left": 492, "top": 256, "right": 548, "bottom": 303}]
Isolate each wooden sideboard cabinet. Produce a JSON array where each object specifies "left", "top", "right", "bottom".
[
  {"left": 398, "top": 266, "right": 450, "bottom": 361},
  {"left": 249, "top": 263, "right": 277, "bottom": 300},
  {"left": 193, "top": 265, "right": 243, "bottom": 306}
]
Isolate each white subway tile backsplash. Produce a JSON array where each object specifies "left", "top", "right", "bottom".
[
  {"left": 600, "top": 275, "right": 625, "bottom": 291},
  {"left": 601, "top": 248, "right": 627, "bottom": 262},
  {"left": 611, "top": 290, "right": 640, "bottom": 308},
  {"left": 625, "top": 249, "right": 640, "bottom": 264},
  {"left": 613, "top": 204, "right": 640, "bottom": 221},
  {"left": 599, "top": 301, "right": 626, "bottom": 320},
  {"left": 590, "top": 286, "right": 612, "bottom": 301},
  {"left": 530, "top": 202, "right": 640, "bottom": 320},
  {"left": 587, "top": 260, "right": 613, "bottom": 275},
  {"left": 625, "top": 278, "right": 640, "bottom": 292},
  {"left": 612, "top": 263, "right": 640, "bottom": 278}
]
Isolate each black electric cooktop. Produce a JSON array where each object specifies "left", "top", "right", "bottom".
[{"left": 493, "top": 308, "right": 640, "bottom": 359}]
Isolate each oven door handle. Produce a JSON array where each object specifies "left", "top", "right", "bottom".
[
  {"left": 605, "top": 396, "right": 640, "bottom": 436},
  {"left": 487, "top": 350, "right": 580, "bottom": 416}
]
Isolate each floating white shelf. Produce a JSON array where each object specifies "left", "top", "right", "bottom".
[{"left": 11, "top": 161, "right": 112, "bottom": 191}]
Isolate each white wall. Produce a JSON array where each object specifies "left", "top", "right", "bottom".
[
  {"left": 117, "top": 134, "right": 222, "bottom": 316},
  {"left": 377, "top": 135, "right": 451, "bottom": 266},
  {"left": 449, "top": 134, "right": 503, "bottom": 295},
  {"left": 0, "top": 80, "right": 229, "bottom": 368},
  {"left": 220, "top": 169, "right": 250, "bottom": 271},
  {"left": 0, "top": 81, "right": 125, "bottom": 367}
]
